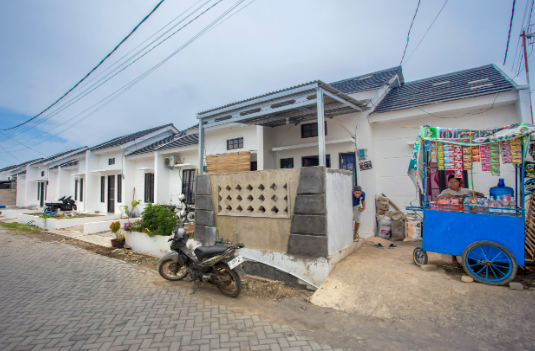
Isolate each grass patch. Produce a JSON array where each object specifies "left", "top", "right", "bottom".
[{"left": 0, "top": 222, "right": 43, "bottom": 234}]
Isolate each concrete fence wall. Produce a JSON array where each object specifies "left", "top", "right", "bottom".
[{"left": 0, "top": 189, "right": 16, "bottom": 206}]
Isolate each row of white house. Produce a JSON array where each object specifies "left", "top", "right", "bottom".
[{"left": 1, "top": 63, "right": 531, "bottom": 236}]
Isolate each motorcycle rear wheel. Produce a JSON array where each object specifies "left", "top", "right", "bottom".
[
  {"left": 159, "top": 259, "right": 188, "bottom": 281},
  {"left": 186, "top": 211, "right": 195, "bottom": 223},
  {"left": 214, "top": 263, "right": 242, "bottom": 298}
]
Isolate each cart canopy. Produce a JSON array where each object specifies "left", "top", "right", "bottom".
[{"left": 408, "top": 122, "right": 535, "bottom": 192}]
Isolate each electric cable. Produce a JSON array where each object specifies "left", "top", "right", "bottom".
[
  {"left": 0, "top": 0, "right": 214, "bottom": 143},
  {"left": 404, "top": 0, "right": 449, "bottom": 66},
  {"left": 1, "top": 0, "right": 222, "bottom": 146},
  {"left": 6, "top": 0, "right": 248, "bottom": 151},
  {"left": 1, "top": 0, "right": 167, "bottom": 131},
  {"left": 504, "top": 0, "right": 517, "bottom": 65},
  {"left": 399, "top": 0, "right": 421, "bottom": 67}
]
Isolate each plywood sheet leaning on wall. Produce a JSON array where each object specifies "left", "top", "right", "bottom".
[{"left": 206, "top": 151, "right": 251, "bottom": 174}]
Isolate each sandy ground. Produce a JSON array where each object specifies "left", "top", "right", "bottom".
[{"left": 310, "top": 236, "right": 535, "bottom": 346}]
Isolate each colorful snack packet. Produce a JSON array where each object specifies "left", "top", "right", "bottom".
[
  {"left": 445, "top": 164, "right": 455, "bottom": 170},
  {"left": 472, "top": 145, "right": 480, "bottom": 156},
  {"left": 463, "top": 156, "right": 472, "bottom": 162},
  {"left": 463, "top": 163, "right": 472, "bottom": 170},
  {"left": 490, "top": 157, "right": 500, "bottom": 164},
  {"left": 455, "top": 170, "right": 463, "bottom": 178},
  {"left": 482, "top": 163, "right": 491, "bottom": 171},
  {"left": 491, "top": 163, "right": 501, "bottom": 176},
  {"left": 503, "top": 156, "right": 512, "bottom": 164},
  {"left": 472, "top": 155, "right": 481, "bottom": 163},
  {"left": 513, "top": 156, "right": 522, "bottom": 164}
]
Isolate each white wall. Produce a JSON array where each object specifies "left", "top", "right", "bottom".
[
  {"left": 371, "top": 103, "right": 521, "bottom": 211},
  {"left": 326, "top": 170, "right": 353, "bottom": 255},
  {"left": 205, "top": 124, "right": 258, "bottom": 155},
  {"left": 15, "top": 174, "right": 26, "bottom": 206}
]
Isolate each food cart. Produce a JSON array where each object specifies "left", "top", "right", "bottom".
[{"left": 406, "top": 123, "right": 535, "bottom": 286}]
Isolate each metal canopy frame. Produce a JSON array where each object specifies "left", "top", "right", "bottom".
[{"left": 196, "top": 81, "right": 367, "bottom": 172}]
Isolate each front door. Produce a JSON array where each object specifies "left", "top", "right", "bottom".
[
  {"left": 340, "top": 152, "right": 357, "bottom": 185},
  {"left": 182, "top": 170, "right": 196, "bottom": 204},
  {"left": 39, "top": 182, "right": 44, "bottom": 207},
  {"left": 108, "top": 175, "right": 115, "bottom": 213}
]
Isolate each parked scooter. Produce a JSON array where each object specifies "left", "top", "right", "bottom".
[
  {"left": 44, "top": 196, "right": 77, "bottom": 212},
  {"left": 177, "top": 194, "right": 195, "bottom": 223},
  {"left": 157, "top": 220, "right": 246, "bottom": 297}
]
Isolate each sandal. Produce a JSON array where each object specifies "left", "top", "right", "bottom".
[
  {"left": 388, "top": 244, "right": 397, "bottom": 249},
  {"left": 374, "top": 243, "right": 384, "bottom": 248}
]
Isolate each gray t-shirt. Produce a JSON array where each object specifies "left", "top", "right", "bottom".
[{"left": 439, "top": 188, "right": 472, "bottom": 196}]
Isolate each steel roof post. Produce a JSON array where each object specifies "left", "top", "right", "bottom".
[
  {"left": 317, "top": 88, "right": 326, "bottom": 166},
  {"left": 198, "top": 118, "right": 205, "bottom": 174}
]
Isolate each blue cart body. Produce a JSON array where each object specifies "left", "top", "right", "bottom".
[{"left": 422, "top": 209, "right": 525, "bottom": 266}]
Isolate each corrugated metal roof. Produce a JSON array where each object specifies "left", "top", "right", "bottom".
[
  {"left": 373, "top": 64, "right": 515, "bottom": 114},
  {"left": 90, "top": 123, "right": 175, "bottom": 151},
  {"left": 31, "top": 146, "right": 88, "bottom": 165},
  {"left": 3, "top": 158, "right": 44, "bottom": 173},
  {"left": 329, "top": 67, "right": 403, "bottom": 94},
  {"left": 127, "top": 133, "right": 183, "bottom": 156},
  {"left": 0, "top": 164, "right": 22, "bottom": 172}
]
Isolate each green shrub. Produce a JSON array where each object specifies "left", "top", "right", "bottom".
[
  {"left": 109, "top": 221, "right": 120, "bottom": 233},
  {"left": 140, "top": 203, "right": 178, "bottom": 237}
]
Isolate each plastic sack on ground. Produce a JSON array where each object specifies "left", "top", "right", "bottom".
[
  {"left": 378, "top": 216, "right": 392, "bottom": 240},
  {"left": 390, "top": 219, "right": 405, "bottom": 241},
  {"left": 404, "top": 215, "right": 422, "bottom": 242}
]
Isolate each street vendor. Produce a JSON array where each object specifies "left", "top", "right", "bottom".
[{"left": 434, "top": 175, "right": 484, "bottom": 201}]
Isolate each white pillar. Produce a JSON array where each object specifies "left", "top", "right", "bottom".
[
  {"left": 154, "top": 151, "right": 160, "bottom": 204},
  {"left": 198, "top": 118, "right": 205, "bottom": 173},
  {"left": 316, "top": 88, "right": 326, "bottom": 166}
]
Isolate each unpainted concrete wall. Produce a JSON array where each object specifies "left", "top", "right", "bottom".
[
  {"left": 209, "top": 168, "right": 300, "bottom": 252},
  {"left": 0, "top": 189, "right": 16, "bottom": 206}
]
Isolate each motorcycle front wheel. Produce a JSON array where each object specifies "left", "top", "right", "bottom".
[
  {"left": 186, "top": 211, "right": 195, "bottom": 223},
  {"left": 214, "top": 263, "right": 242, "bottom": 298},
  {"left": 159, "top": 259, "right": 188, "bottom": 281}
]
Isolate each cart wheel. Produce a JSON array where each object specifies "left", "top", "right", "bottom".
[
  {"left": 413, "top": 247, "right": 428, "bottom": 266},
  {"left": 462, "top": 241, "right": 517, "bottom": 286}
]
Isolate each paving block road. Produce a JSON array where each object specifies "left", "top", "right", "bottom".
[{"left": 0, "top": 231, "right": 338, "bottom": 351}]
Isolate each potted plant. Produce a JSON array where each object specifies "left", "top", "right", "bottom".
[
  {"left": 110, "top": 221, "right": 121, "bottom": 247},
  {"left": 115, "top": 230, "right": 125, "bottom": 248}
]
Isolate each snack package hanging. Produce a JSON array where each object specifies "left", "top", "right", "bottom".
[
  {"left": 501, "top": 140, "right": 513, "bottom": 164},
  {"left": 463, "top": 146, "right": 472, "bottom": 170},
  {"left": 480, "top": 144, "right": 491, "bottom": 171},
  {"left": 430, "top": 142, "right": 437, "bottom": 162},
  {"left": 489, "top": 143, "right": 500, "bottom": 176},
  {"left": 511, "top": 138, "right": 522, "bottom": 164},
  {"left": 472, "top": 145, "right": 481, "bottom": 162}
]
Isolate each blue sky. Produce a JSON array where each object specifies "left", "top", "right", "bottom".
[{"left": 0, "top": 0, "right": 530, "bottom": 168}]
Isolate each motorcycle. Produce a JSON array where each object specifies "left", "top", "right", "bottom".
[
  {"left": 177, "top": 194, "right": 195, "bottom": 223},
  {"left": 44, "top": 195, "right": 77, "bottom": 212},
  {"left": 157, "top": 220, "right": 246, "bottom": 297}
]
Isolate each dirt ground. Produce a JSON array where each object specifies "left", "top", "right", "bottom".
[{"left": 310, "top": 236, "right": 535, "bottom": 348}]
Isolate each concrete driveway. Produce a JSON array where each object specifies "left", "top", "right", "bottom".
[{"left": 310, "top": 237, "right": 535, "bottom": 347}]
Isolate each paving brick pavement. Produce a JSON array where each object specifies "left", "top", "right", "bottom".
[{"left": 0, "top": 231, "right": 340, "bottom": 351}]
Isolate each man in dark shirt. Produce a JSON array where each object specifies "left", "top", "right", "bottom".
[{"left": 352, "top": 186, "right": 366, "bottom": 241}]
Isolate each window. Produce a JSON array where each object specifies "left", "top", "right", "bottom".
[
  {"left": 101, "top": 176, "right": 105, "bottom": 203},
  {"left": 108, "top": 158, "right": 115, "bottom": 165},
  {"left": 117, "top": 175, "right": 122, "bottom": 203},
  {"left": 144, "top": 173, "right": 155, "bottom": 203},
  {"left": 41, "top": 171, "right": 45, "bottom": 177},
  {"left": 227, "top": 137, "right": 243, "bottom": 150},
  {"left": 280, "top": 158, "right": 294, "bottom": 169},
  {"left": 182, "top": 170, "right": 196, "bottom": 204},
  {"left": 339, "top": 153, "right": 356, "bottom": 185},
  {"left": 37, "top": 183, "right": 40, "bottom": 200},
  {"left": 80, "top": 178, "right": 84, "bottom": 202},
  {"left": 301, "top": 122, "right": 327, "bottom": 138},
  {"left": 302, "top": 155, "right": 331, "bottom": 168},
  {"left": 75, "top": 179, "right": 78, "bottom": 201}
]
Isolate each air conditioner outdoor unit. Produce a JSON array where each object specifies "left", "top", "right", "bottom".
[
  {"left": 164, "top": 158, "right": 170, "bottom": 166},
  {"left": 170, "top": 156, "right": 175, "bottom": 165}
]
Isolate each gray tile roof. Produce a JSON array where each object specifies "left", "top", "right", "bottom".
[
  {"left": 127, "top": 133, "right": 183, "bottom": 156},
  {"left": 2, "top": 158, "right": 44, "bottom": 173},
  {"left": 373, "top": 64, "right": 515, "bottom": 114},
  {"left": 0, "top": 164, "right": 22, "bottom": 172},
  {"left": 50, "top": 159, "right": 79, "bottom": 169},
  {"left": 90, "top": 124, "right": 175, "bottom": 151},
  {"left": 31, "top": 147, "right": 88, "bottom": 165},
  {"left": 127, "top": 133, "right": 199, "bottom": 156},
  {"left": 329, "top": 67, "right": 403, "bottom": 94},
  {"left": 158, "top": 133, "right": 198, "bottom": 151}
]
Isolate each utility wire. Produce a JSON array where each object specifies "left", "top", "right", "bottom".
[
  {"left": 403, "top": 0, "right": 449, "bottom": 66},
  {"left": 504, "top": 0, "right": 517, "bottom": 64},
  {"left": 6, "top": 0, "right": 248, "bottom": 151},
  {"left": 399, "top": 0, "right": 421, "bottom": 67},
  {"left": 0, "top": 0, "right": 166, "bottom": 131},
  {"left": 0, "top": 0, "right": 218, "bottom": 146}
]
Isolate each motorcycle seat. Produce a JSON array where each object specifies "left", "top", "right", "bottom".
[{"left": 194, "top": 246, "right": 228, "bottom": 261}]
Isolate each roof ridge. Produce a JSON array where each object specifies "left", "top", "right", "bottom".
[{"left": 400, "top": 64, "right": 494, "bottom": 86}]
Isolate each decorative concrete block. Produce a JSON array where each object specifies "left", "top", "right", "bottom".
[
  {"left": 296, "top": 166, "right": 326, "bottom": 195},
  {"left": 293, "top": 194, "right": 326, "bottom": 215},
  {"left": 195, "top": 195, "right": 214, "bottom": 211},
  {"left": 195, "top": 175, "right": 212, "bottom": 195},
  {"left": 290, "top": 214, "right": 327, "bottom": 235},
  {"left": 287, "top": 234, "right": 328, "bottom": 257},
  {"left": 194, "top": 225, "right": 218, "bottom": 245},
  {"left": 195, "top": 210, "right": 216, "bottom": 227}
]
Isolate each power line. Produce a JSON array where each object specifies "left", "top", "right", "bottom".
[
  {"left": 504, "top": 0, "right": 517, "bottom": 64},
  {"left": 0, "top": 0, "right": 217, "bottom": 146},
  {"left": 0, "top": 0, "right": 166, "bottom": 132},
  {"left": 399, "top": 0, "right": 422, "bottom": 67},
  {"left": 6, "top": 0, "right": 248, "bottom": 152},
  {"left": 403, "top": 0, "right": 449, "bottom": 66}
]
